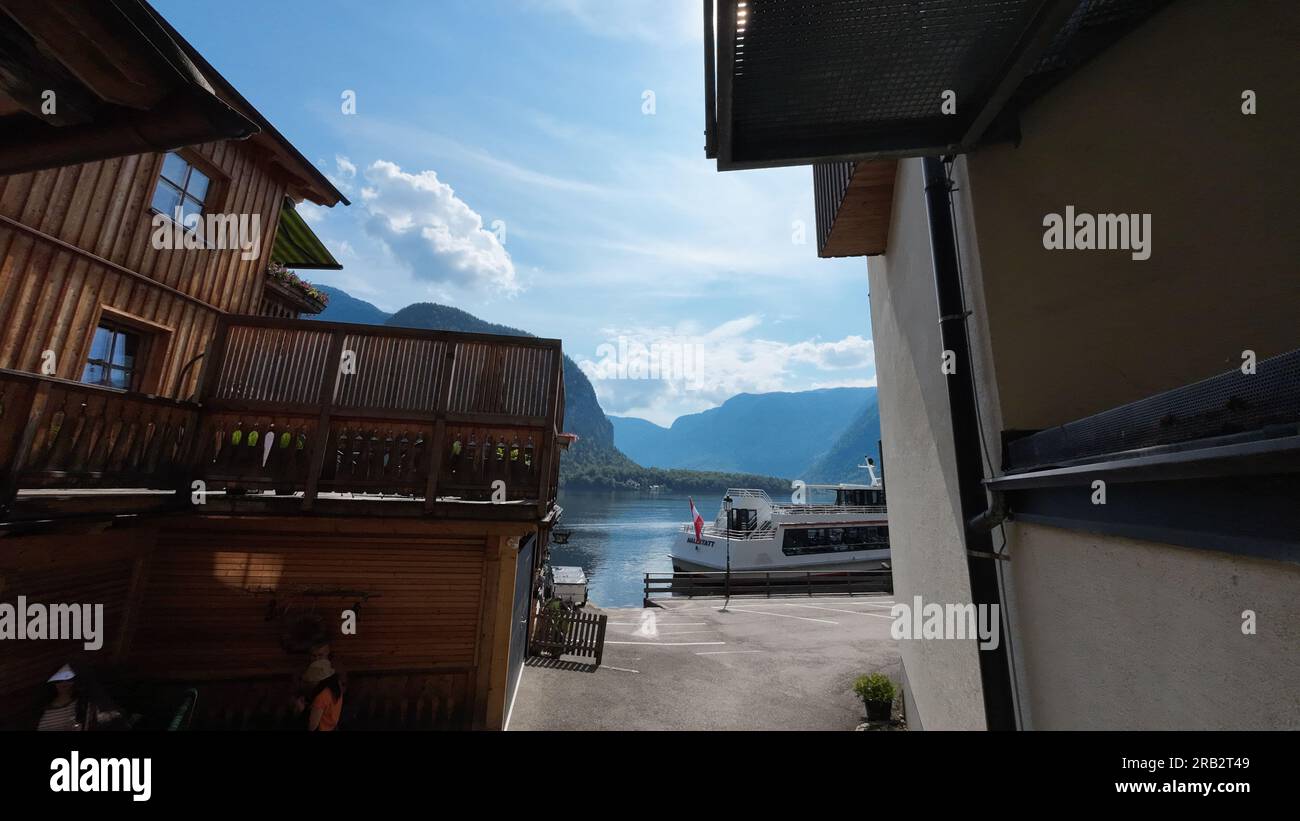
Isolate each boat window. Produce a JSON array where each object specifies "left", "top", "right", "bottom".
[
  {"left": 728, "top": 508, "right": 757, "bottom": 531},
  {"left": 782, "top": 525, "right": 891, "bottom": 556}
]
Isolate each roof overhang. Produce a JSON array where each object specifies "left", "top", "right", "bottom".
[
  {"left": 0, "top": 0, "right": 348, "bottom": 208},
  {"left": 0, "top": 0, "right": 259, "bottom": 176},
  {"left": 145, "top": 4, "right": 350, "bottom": 207},
  {"left": 704, "top": 0, "right": 1171, "bottom": 171}
]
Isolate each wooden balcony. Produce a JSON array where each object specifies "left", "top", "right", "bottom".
[
  {"left": 813, "top": 159, "right": 896, "bottom": 258},
  {"left": 0, "top": 316, "right": 565, "bottom": 522}
]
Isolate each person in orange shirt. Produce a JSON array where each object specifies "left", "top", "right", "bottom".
[{"left": 302, "top": 659, "right": 343, "bottom": 732}]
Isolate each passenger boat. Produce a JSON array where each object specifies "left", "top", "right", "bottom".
[{"left": 672, "top": 462, "right": 889, "bottom": 573}]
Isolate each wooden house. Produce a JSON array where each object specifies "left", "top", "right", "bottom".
[{"left": 0, "top": 1, "right": 562, "bottom": 730}]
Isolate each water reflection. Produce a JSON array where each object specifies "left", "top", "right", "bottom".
[{"left": 549, "top": 489, "right": 695, "bottom": 608}]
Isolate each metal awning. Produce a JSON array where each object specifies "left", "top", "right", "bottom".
[
  {"left": 704, "top": 0, "right": 1171, "bottom": 170},
  {"left": 272, "top": 199, "right": 342, "bottom": 270}
]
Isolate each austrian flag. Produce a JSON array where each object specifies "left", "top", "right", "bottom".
[{"left": 689, "top": 497, "right": 705, "bottom": 541}]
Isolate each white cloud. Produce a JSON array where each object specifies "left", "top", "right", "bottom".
[
  {"left": 575, "top": 317, "right": 876, "bottom": 426},
  {"left": 785, "top": 336, "right": 875, "bottom": 370},
  {"left": 811, "top": 377, "right": 878, "bottom": 390},
  {"left": 535, "top": 0, "right": 699, "bottom": 44},
  {"left": 297, "top": 202, "right": 327, "bottom": 224},
  {"left": 358, "top": 159, "right": 519, "bottom": 296}
]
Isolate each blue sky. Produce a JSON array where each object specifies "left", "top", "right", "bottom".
[{"left": 157, "top": 0, "right": 876, "bottom": 425}]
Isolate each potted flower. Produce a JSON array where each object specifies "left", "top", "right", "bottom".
[
  {"left": 266, "top": 262, "right": 331, "bottom": 308},
  {"left": 853, "top": 673, "right": 896, "bottom": 722}
]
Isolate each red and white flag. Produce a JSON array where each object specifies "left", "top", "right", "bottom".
[{"left": 689, "top": 497, "right": 705, "bottom": 541}]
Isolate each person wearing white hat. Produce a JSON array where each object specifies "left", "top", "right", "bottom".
[
  {"left": 36, "top": 663, "right": 126, "bottom": 731},
  {"left": 37, "top": 664, "right": 82, "bottom": 731},
  {"left": 302, "top": 658, "right": 343, "bottom": 732}
]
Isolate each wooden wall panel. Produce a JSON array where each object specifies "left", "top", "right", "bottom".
[
  {"left": 0, "top": 139, "right": 289, "bottom": 399},
  {"left": 0, "top": 558, "right": 136, "bottom": 728},
  {"left": 128, "top": 523, "right": 488, "bottom": 680}
]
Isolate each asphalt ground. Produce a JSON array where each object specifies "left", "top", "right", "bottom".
[{"left": 507, "top": 593, "right": 901, "bottom": 731}]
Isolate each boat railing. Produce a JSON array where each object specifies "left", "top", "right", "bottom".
[
  {"left": 681, "top": 521, "right": 776, "bottom": 541},
  {"left": 770, "top": 504, "right": 888, "bottom": 516},
  {"left": 723, "top": 488, "right": 774, "bottom": 503}
]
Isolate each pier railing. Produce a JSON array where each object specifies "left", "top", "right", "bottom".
[{"left": 644, "top": 570, "right": 893, "bottom": 604}]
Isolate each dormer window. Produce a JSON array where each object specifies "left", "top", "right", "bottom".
[{"left": 150, "top": 151, "right": 211, "bottom": 223}]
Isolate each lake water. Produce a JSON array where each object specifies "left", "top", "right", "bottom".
[{"left": 548, "top": 489, "right": 707, "bottom": 607}]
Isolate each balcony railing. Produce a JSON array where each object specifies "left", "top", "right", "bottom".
[
  {"left": 814, "top": 160, "right": 856, "bottom": 253},
  {"left": 0, "top": 315, "right": 565, "bottom": 519},
  {"left": 0, "top": 370, "right": 200, "bottom": 500}
]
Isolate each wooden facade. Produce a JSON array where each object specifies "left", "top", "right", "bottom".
[
  {"left": 0, "top": 5, "right": 559, "bottom": 732},
  {"left": 0, "top": 518, "right": 538, "bottom": 731},
  {"left": 0, "top": 312, "right": 565, "bottom": 729},
  {"left": 0, "top": 139, "right": 292, "bottom": 399}
]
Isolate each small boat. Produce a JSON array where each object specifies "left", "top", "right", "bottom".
[
  {"left": 672, "top": 461, "right": 889, "bottom": 573},
  {"left": 551, "top": 529, "right": 571, "bottom": 544}
]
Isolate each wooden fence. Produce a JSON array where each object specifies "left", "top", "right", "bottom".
[
  {"left": 530, "top": 608, "right": 608, "bottom": 666},
  {"left": 644, "top": 570, "right": 893, "bottom": 604}
]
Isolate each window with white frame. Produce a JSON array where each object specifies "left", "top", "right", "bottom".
[{"left": 150, "top": 151, "right": 211, "bottom": 224}]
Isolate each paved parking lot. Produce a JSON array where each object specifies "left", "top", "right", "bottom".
[{"left": 507, "top": 594, "right": 901, "bottom": 731}]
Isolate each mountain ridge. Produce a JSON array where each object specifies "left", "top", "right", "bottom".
[{"left": 610, "top": 387, "right": 879, "bottom": 480}]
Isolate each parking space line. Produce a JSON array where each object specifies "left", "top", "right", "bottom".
[
  {"left": 653, "top": 630, "right": 719, "bottom": 635},
  {"left": 608, "top": 622, "right": 706, "bottom": 626},
  {"left": 784, "top": 603, "right": 896, "bottom": 619},
  {"left": 722, "top": 607, "right": 837, "bottom": 625},
  {"left": 605, "top": 640, "right": 727, "bottom": 646},
  {"left": 601, "top": 665, "right": 641, "bottom": 674},
  {"left": 695, "top": 650, "right": 765, "bottom": 656}
]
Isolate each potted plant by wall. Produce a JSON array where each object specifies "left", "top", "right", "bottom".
[{"left": 853, "top": 673, "right": 896, "bottom": 722}]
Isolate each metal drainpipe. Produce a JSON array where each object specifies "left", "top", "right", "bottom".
[{"left": 921, "top": 156, "right": 1016, "bottom": 731}]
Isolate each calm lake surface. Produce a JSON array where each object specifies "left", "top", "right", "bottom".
[{"left": 549, "top": 489, "right": 707, "bottom": 607}]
